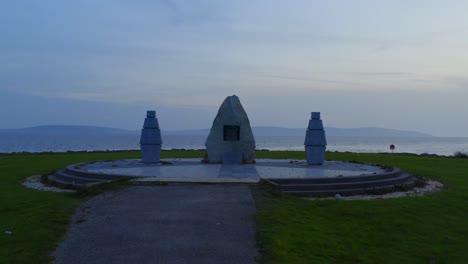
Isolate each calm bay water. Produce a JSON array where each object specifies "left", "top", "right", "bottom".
[{"left": 1, "top": 134, "right": 467, "bottom": 156}]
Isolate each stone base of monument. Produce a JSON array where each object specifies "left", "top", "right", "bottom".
[
  {"left": 222, "top": 152, "right": 243, "bottom": 165},
  {"left": 47, "top": 159, "right": 417, "bottom": 197},
  {"left": 305, "top": 146, "right": 326, "bottom": 165},
  {"left": 141, "top": 145, "right": 162, "bottom": 163}
]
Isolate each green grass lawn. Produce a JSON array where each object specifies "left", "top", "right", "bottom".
[
  {"left": 0, "top": 150, "right": 467, "bottom": 263},
  {"left": 255, "top": 152, "right": 468, "bottom": 264}
]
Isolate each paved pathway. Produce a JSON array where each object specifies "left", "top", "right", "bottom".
[{"left": 53, "top": 185, "right": 258, "bottom": 264}]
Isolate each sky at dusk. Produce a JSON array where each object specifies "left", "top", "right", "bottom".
[{"left": 1, "top": 1, "right": 467, "bottom": 136}]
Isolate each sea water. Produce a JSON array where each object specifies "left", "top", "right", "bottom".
[{"left": 1, "top": 134, "right": 467, "bottom": 156}]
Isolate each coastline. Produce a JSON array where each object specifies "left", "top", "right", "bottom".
[{"left": 1, "top": 149, "right": 465, "bottom": 159}]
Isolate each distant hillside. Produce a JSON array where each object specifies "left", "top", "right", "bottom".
[
  {"left": 0, "top": 125, "right": 137, "bottom": 135},
  {"left": 166, "top": 126, "right": 432, "bottom": 137},
  {"left": 164, "top": 129, "right": 210, "bottom": 136},
  {"left": 0, "top": 125, "right": 432, "bottom": 137},
  {"left": 324, "top": 127, "right": 432, "bottom": 137}
]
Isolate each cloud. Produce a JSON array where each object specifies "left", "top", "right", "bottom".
[
  {"left": 1, "top": 0, "right": 468, "bottom": 136},
  {"left": 443, "top": 76, "right": 468, "bottom": 90},
  {"left": 344, "top": 72, "right": 412, "bottom": 76},
  {"left": 262, "top": 74, "right": 358, "bottom": 85},
  {"left": 155, "top": 0, "right": 230, "bottom": 26}
]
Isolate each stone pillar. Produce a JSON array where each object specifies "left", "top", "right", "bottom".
[
  {"left": 140, "top": 110, "right": 162, "bottom": 163},
  {"left": 304, "top": 112, "right": 327, "bottom": 165}
]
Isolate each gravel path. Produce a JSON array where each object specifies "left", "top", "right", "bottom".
[{"left": 53, "top": 185, "right": 258, "bottom": 264}]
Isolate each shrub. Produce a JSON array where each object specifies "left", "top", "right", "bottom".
[{"left": 453, "top": 151, "right": 468, "bottom": 158}]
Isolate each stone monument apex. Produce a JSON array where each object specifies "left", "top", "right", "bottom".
[{"left": 205, "top": 95, "right": 256, "bottom": 164}]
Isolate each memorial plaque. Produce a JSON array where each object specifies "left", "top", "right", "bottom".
[{"left": 224, "top": 125, "right": 240, "bottom": 141}]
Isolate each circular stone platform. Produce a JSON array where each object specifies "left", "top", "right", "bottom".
[{"left": 48, "top": 159, "right": 417, "bottom": 196}]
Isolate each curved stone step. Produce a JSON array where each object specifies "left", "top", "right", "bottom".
[
  {"left": 278, "top": 173, "right": 413, "bottom": 192},
  {"left": 265, "top": 166, "right": 417, "bottom": 196},
  {"left": 63, "top": 166, "right": 125, "bottom": 180},
  {"left": 282, "top": 187, "right": 404, "bottom": 197},
  {"left": 48, "top": 170, "right": 117, "bottom": 186},
  {"left": 48, "top": 174, "right": 83, "bottom": 187},
  {"left": 267, "top": 169, "right": 401, "bottom": 185},
  {"left": 282, "top": 176, "right": 417, "bottom": 196}
]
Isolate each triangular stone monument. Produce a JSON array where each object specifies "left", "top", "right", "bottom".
[{"left": 205, "top": 95, "right": 256, "bottom": 164}]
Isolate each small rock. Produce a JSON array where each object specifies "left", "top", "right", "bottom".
[{"left": 4, "top": 230, "right": 12, "bottom": 235}]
